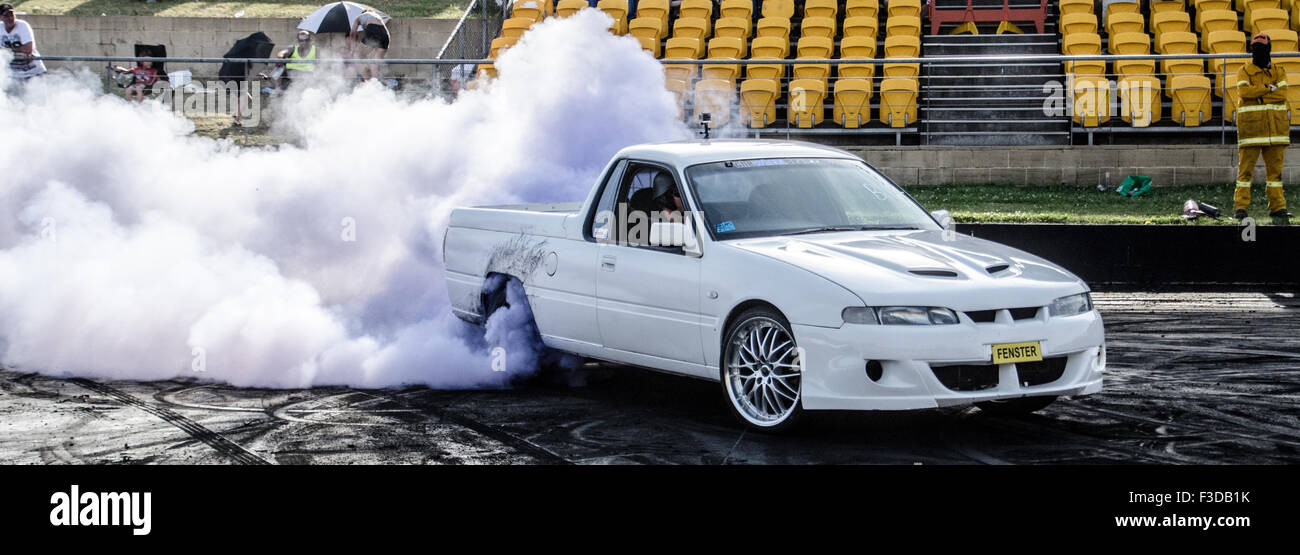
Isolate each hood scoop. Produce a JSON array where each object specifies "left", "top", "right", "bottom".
[
  {"left": 909, "top": 268, "right": 959, "bottom": 278},
  {"left": 986, "top": 263, "right": 1011, "bottom": 274}
]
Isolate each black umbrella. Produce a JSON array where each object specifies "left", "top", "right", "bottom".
[
  {"left": 219, "top": 32, "right": 275, "bottom": 81},
  {"left": 298, "top": 2, "right": 390, "bottom": 34}
]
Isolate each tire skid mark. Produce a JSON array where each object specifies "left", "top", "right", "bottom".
[
  {"left": 365, "top": 391, "right": 573, "bottom": 465},
  {"left": 71, "top": 378, "right": 270, "bottom": 465}
]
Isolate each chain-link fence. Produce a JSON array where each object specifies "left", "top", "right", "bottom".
[{"left": 433, "top": 0, "right": 507, "bottom": 99}]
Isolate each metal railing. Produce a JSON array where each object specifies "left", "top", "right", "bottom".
[{"left": 28, "top": 51, "right": 1300, "bottom": 146}]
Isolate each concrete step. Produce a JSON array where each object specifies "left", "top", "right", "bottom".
[
  {"left": 924, "top": 83, "right": 1056, "bottom": 98},
  {"left": 924, "top": 42, "right": 1060, "bottom": 56},
  {"left": 924, "top": 73, "right": 1063, "bottom": 87},
  {"left": 925, "top": 62, "right": 1062, "bottom": 76},
  {"left": 924, "top": 132, "right": 1070, "bottom": 146},
  {"left": 923, "top": 107, "right": 1055, "bottom": 120}
]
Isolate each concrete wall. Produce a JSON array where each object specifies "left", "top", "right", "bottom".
[
  {"left": 845, "top": 145, "right": 1300, "bottom": 187},
  {"left": 24, "top": 15, "right": 459, "bottom": 79}
]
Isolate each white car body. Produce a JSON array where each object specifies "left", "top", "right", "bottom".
[{"left": 443, "top": 140, "right": 1104, "bottom": 413}]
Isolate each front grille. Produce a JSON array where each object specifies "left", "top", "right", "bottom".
[
  {"left": 966, "top": 310, "right": 997, "bottom": 323},
  {"left": 932, "top": 364, "right": 999, "bottom": 391},
  {"left": 1016, "top": 357, "right": 1068, "bottom": 387},
  {"left": 1009, "top": 307, "right": 1040, "bottom": 320}
]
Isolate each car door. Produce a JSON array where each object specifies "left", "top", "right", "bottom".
[{"left": 594, "top": 162, "right": 706, "bottom": 365}]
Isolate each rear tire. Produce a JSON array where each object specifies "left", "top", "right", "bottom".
[
  {"left": 976, "top": 395, "right": 1057, "bottom": 416},
  {"left": 720, "top": 306, "right": 804, "bottom": 433}
]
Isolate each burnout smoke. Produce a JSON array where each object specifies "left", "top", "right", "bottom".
[{"left": 0, "top": 11, "right": 690, "bottom": 388}]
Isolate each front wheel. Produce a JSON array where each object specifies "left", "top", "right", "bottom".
[
  {"left": 976, "top": 395, "right": 1057, "bottom": 416},
  {"left": 721, "top": 307, "right": 804, "bottom": 433}
]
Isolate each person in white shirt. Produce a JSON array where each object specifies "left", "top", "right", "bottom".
[{"left": 1, "top": 3, "right": 46, "bottom": 79}]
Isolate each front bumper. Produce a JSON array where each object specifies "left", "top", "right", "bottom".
[{"left": 793, "top": 310, "right": 1105, "bottom": 411}]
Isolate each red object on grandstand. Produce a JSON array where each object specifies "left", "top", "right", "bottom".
[{"left": 926, "top": 0, "right": 1049, "bottom": 35}]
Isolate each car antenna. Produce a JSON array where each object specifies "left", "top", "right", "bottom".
[{"left": 698, "top": 112, "right": 712, "bottom": 141}]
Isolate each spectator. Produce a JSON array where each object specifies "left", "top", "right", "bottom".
[
  {"left": 111, "top": 59, "right": 161, "bottom": 102},
  {"left": 283, "top": 30, "right": 317, "bottom": 87},
  {"left": 349, "top": 8, "right": 389, "bottom": 81},
  {"left": 1, "top": 3, "right": 46, "bottom": 80}
]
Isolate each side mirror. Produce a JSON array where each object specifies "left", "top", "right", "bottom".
[
  {"left": 650, "top": 221, "right": 701, "bottom": 257},
  {"left": 931, "top": 209, "right": 954, "bottom": 231}
]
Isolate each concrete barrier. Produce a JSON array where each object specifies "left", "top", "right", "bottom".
[
  {"left": 958, "top": 223, "right": 1300, "bottom": 286},
  {"left": 851, "top": 145, "right": 1300, "bottom": 188},
  {"left": 23, "top": 14, "right": 459, "bottom": 80}
]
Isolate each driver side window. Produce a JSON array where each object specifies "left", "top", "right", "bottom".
[{"left": 618, "top": 163, "right": 685, "bottom": 250}]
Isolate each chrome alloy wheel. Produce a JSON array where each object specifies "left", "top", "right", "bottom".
[{"left": 723, "top": 316, "right": 801, "bottom": 427}]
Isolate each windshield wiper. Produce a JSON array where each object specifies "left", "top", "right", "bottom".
[{"left": 781, "top": 225, "right": 918, "bottom": 236}]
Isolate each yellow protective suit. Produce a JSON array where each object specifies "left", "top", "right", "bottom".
[{"left": 1235, "top": 63, "right": 1289, "bottom": 214}]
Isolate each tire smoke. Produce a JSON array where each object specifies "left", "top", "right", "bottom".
[{"left": 0, "top": 10, "right": 690, "bottom": 388}]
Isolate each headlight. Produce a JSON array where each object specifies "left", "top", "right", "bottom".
[
  {"left": 841, "top": 307, "right": 878, "bottom": 325},
  {"left": 878, "top": 306, "right": 960, "bottom": 325},
  {"left": 1049, "top": 292, "right": 1092, "bottom": 317}
]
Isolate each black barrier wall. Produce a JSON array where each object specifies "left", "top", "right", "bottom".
[{"left": 957, "top": 224, "right": 1300, "bottom": 287}]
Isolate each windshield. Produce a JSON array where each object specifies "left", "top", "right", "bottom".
[{"left": 685, "top": 158, "right": 940, "bottom": 239}]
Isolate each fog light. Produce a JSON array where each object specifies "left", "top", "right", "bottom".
[{"left": 865, "top": 360, "right": 883, "bottom": 382}]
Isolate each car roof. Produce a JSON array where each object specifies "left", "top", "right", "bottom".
[{"left": 613, "top": 139, "right": 861, "bottom": 168}]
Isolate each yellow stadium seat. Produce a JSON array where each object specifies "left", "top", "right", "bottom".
[
  {"left": 1244, "top": 0, "right": 1281, "bottom": 21},
  {"left": 663, "top": 37, "right": 701, "bottom": 81},
  {"left": 879, "top": 78, "right": 918, "bottom": 127},
  {"left": 888, "top": 0, "right": 921, "bottom": 19},
  {"left": 833, "top": 78, "right": 873, "bottom": 127},
  {"left": 1059, "top": 0, "right": 1095, "bottom": 17},
  {"left": 1294, "top": 3, "right": 1300, "bottom": 34},
  {"left": 693, "top": 79, "right": 736, "bottom": 127},
  {"left": 637, "top": 0, "right": 671, "bottom": 38},
  {"left": 1108, "top": 31, "right": 1150, "bottom": 55},
  {"left": 721, "top": 0, "right": 754, "bottom": 21},
  {"left": 747, "top": 36, "right": 787, "bottom": 79},
  {"left": 636, "top": 35, "right": 660, "bottom": 57},
  {"left": 512, "top": 0, "right": 545, "bottom": 23},
  {"left": 476, "top": 63, "right": 497, "bottom": 80},
  {"left": 1250, "top": 8, "right": 1290, "bottom": 33},
  {"left": 680, "top": 0, "right": 714, "bottom": 20},
  {"left": 787, "top": 78, "right": 827, "bottom": 127},
  {"left": 1071, "top": 75, "right": 1111, "bottom": 127},
  {"left": 757, "top": 17, "right": 792, "bottom": 44},
  {"left": 762, "top": 0, "right": 795, "bottom": 19},
  {"left": 555, "top": 0, "right": 586, "bottom": 18},
  {"left": 844, "top": 16, "right": 879, "bottom": 38},
  {"left": 739, "top": 79, "right": 779, "bottom": 127},
  {"left": 1063, "top": 32, "right": 1106, "bottom": 76},
  {"left": 1105, "top": 0, "right": 1141, "bottom": 16},
  {"left": 597, "top": 0, "right": 629, "bottom": 34},
  {"left": 887, "top": 16, "right": 922, "bottom": 37},
  {"left": 1113, "top": 38, "right": 1156, "bottom": 77},
  {"left": 630, "top": 17, "right": 663, "bottom": 48},
  {"left": 1061, "top": 13, "right": 1099, "bottom": 36},
  {"left": 714, "top": 17, "right": 752, "bottom": 45},
  {"left": 883, "top": 34, "right": 921, "bottom": 78},
  {"left": 1105, "top": 12, "right": 1145, "bottom": 36},
  {"left": 838, "top": 35, "right": 877, "bottom": 78},
  {"left": 489, "top": 37, "right": 516, "bottom": 59},
  {"left": 673, "top": 17, "right": 712, "bottom": 57},
  {"left": 501, "top": 17, "right": 535, "bottom": 40},
  {"left": 1119, "top": 74, "right": 1164, "bottom": 126},
  {"left": 793, "top": 36, "right": 833, "bottom": 83},
  {"left": 1206, "top": 30, "right": 1247, "bottom": 95},
  {"left": 1271, "top": 28, "right": 1300, "bottom": 50},
  {"left": 1150, "top": 0, "right": 1187, "bottom": 17},
  {"left": 665, "top": 78, "right": 689, "bottom": 119},
  {"left": 1192, "top": 0, "right": 1230, "bottom": 11},
  {"left": 1151, "top": 11, "right": 1191, "bottom": 36},
  {"left": 704, "top": 37, "right": 744, "bottom": 81},
  {"left": 1169, "top": 74, "right": 1213, "bottom": 125},
  {"left": 805, "top": 0, "right": 838, "bottom": 19},
  {"left": 1156, "top": 29, "right": 1197, "bottom": 53},
  {"left": 846, "top": 0, "right": 880, "bottom": 20},
  {"left": 1197, "top": 9, "right": 1238, "bottom": 35},
  {"left": 801, "top": 16, "right": 838, "bottom": 39},
  {"left": 1288, "top": 86, "right": 1300, "bottom": 124},
  {"left": 1224, "top": 85, "right": 1242, "bottom": 123}
]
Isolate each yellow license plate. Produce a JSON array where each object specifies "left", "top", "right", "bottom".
[{"left": 991, "top": 341, "right": 1043, "bottom": 364}]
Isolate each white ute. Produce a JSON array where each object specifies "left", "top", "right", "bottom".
[{"left": 443, "top": 140, "right": 1104, "bottom": 432}]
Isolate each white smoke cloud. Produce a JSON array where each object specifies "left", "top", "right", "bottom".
[{"left": 0, "top": 10, "right": 692, "bottom": 388}]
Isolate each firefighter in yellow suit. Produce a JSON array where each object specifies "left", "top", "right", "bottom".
[{"left": 1235, "top": 33, "right": 1292, "bottom": 220}]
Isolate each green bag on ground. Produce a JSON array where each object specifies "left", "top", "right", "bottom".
[{"left": 1116, "top": 175, "right": 1152, "bottom": 197}]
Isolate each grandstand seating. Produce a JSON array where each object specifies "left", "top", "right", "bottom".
[{"left": 480, "top": 0, "right": 1299, "bottom": 137}]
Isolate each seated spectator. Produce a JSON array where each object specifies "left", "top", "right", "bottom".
[{"left": 112, "top": 59, "right": 161, "bottom": 102}]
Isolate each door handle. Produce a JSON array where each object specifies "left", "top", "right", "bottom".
[{"left": 601, "top": 255, "right": 616, "bottom": 271}]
